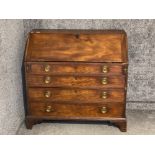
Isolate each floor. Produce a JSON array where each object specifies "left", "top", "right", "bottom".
[{"left": 17, "top": 110, "right": 155, "bottom": 135}]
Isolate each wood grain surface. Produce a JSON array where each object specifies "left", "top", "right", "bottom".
[
  {"left": 25, "top": 30, "right": 127, "bottom": 62},
  {"left": 27, "top": 74, "right": 125, "bottom": 88},
  {"left": 26, "top": 62, "right": 124, "bottom": 75},
  {"left": 29, "top": 102, "right": 124, "bottom": 118},
  {"left": 28, "top": 88, "right": 125, "bottom": 103}
]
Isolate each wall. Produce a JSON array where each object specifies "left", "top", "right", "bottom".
[
  {"left": 0, "top": 20, "right": 25, "bottom": 134},
  {"left": 23, "top": 19, "right": 155, "bottom": 110}
]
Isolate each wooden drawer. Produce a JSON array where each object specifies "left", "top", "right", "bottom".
[
  {"left": 26, "top": 62, "right": 124, "bottom": 75},
  {"left": 27, "top": 75, "right": 125, "bottom": 88},
  {"left": 28, "top": 88, "right": 125, "bottom": 103},
  {"left": 29, "top": 102, "right": 124, "bottom": 118}
]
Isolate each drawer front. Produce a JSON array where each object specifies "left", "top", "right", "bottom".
[
  {"left": 26, "top": 62, "right": 123, "bottom": 75},
  {"left": 29, "top": 102, "right": 124, "bottom": 118},
  {"left": 28, "top": 88, "right": 125, "bottom": 103},
  {"left": 27, "top": 75, "right": 125, "bottom": 88}
]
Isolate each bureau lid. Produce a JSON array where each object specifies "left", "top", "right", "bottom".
[{"left": 25, "top": 29, "right": 128, "bottom": 63}]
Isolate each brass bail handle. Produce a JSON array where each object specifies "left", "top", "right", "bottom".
[
  {"left": 44, "top": 91, "right": 51, "bottom": 98},
  {"left": 100, "top": 106, "right": 107, "bottom": 114},
  {"left": 44, "top": 76, "right": 51, "bottom": 84},
  {"left": 45, "top": 105, "right": 53, "bottom": 113},
  {"left": 44, "top": 64, "right": 51, "bottom": 72},
  {"left": 102, "top": 91, "right": 108, "bottom": 99},
  {"left": 102, "top": 77, "right": 108, "bottom": 85},
  {"left": 102, "top": 65, "right": 108, "bottom": 73}
]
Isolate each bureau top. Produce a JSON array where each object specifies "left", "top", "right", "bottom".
[{"left": 24, "top": 29, "right": 128, "bottom": 63}]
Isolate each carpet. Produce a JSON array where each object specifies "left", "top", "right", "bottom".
[{"left": 17, "top": 110, "right": 155, "bottom": 135}]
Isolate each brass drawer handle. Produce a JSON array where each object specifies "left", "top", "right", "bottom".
[
  {"left": 44, "top": 91, "right": 51, "bottom": 98},
  {"left": 44, "top": 64, "right": 51, "bottom": 72},
  {"left": 102, "top": 91, "right": 108, "bottom": 99},
  {"left": 100, "top": 106, "right": 107, "bottom": 114},
  {"left": 45, "top": 105, "right": 53, "bottom": 113},
  {"left": 44, "top": 76, "right": 51, "bottom": 84},
  {"left": 102, "top": 66, "right": 108, "bottom": 73},
  {"left": 102, "top": 77, "right": 108, "bottom": 85}
]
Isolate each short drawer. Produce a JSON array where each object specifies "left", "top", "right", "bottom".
[
  {"left": 29, "top": 102, "right": 124, "bottom": 118},
  {"left": 28, "top": 88, "right": 125, "bottom": 103},
  {"left": 26, "top": 75, "right": 125, "bottom": 89},
  {"left": 25, "top": 62, "right": 124, "bottom": 75}
]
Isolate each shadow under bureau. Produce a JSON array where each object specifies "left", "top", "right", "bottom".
[{"left": 23, "top": 29, "right": 128, "bottom": 132}]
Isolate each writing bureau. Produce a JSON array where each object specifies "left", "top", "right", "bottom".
[{"left": 23, "top": 29, "right": 128, "bottom": 132}]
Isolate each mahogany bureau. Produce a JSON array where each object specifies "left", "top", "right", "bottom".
[{"left": 23, "top": 29, "right": 128, "bottom": 132}]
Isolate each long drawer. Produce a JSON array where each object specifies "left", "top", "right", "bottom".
[
  {"left": 26, "top": 62, "right": 124, "bottom": 75},
  {"left": 26, "top": 75, "right": 125, "bottom": 88},
  {"left": 28, "top": 88, "right": 125, "bottom": 103},
  {"left": 29, "top": 102, "right": 124, "bottom": 118}
]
